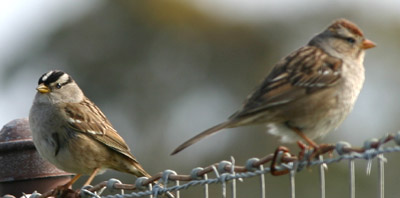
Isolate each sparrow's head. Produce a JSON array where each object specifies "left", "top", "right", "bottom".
[
  {"left": 309, "top": 18, "right": 375, "bottom": 60},
  {"left": 35, "top": 70, "right": 84, "bottom": 104}
]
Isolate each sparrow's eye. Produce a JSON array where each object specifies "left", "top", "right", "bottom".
[
  {"left": 56, "top": 83, "right": 62, "bottom": 89},
  {"left": 346, "top": 37, "right": 356, "bottom": 44}
]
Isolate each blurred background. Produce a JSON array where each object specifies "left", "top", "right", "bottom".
[{"left": 1, "top": 0, "right": 400, "bottom": 197}]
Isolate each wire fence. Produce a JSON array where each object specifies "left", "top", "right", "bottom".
[{"left": 26, "top": 132, "right": 400, "bottom": 198}]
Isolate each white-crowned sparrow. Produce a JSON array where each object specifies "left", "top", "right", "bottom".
[
  {"left": 29, "top": 70, "right": 172, "bottom": 196},
  {"left": 172, "top": 18, "right": 375, "bottom": 155}
]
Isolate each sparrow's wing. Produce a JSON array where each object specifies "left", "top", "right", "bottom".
[
  {"left": 230, "top": 46, "right": 342, "bottom": 119},
  {"left": 59, "top": 98, "right": 137, "bottom": 162}
]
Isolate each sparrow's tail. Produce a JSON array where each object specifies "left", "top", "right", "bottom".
[{"left": 171, "top": 121, "right": 234, "bottom": 155}]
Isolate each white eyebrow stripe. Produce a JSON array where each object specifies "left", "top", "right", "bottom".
[
  {"left": 57, "top": 73, "right": 70, "bottom": 84},
  {"left": 41, "top": 71, "right": 54, "bottom": 82}
]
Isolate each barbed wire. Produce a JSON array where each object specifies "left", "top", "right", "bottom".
[{"left": 28, "top": 132, "right": 400, "bottom": 198}]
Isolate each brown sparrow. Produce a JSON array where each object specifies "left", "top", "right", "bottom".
[
  {"left": 29, "top": 70, "right": 173, "bottom": 197},
  {"left": 172, "top": 19, "right": 375, "bottom": 155}
]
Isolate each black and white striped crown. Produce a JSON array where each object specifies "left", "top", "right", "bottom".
[{"left": 38, "top": 70, "right": 73, "bottom": 86}]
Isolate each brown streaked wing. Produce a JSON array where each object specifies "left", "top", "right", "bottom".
[
  {"left": 59, "top": 98, "right": 138, "bottom": 162},
  {"left": 229, "top": 46, "right": 342, "bottom": 119}
]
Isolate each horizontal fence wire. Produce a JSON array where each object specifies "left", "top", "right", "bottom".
[{"left": 27, "top": 132, "right": 400, "bottom": 198}]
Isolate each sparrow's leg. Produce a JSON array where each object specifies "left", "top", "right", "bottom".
[
  {"left": 63, "top": 174, "right": 82, "bottom": 188},
  {"left": 291, "top": 127, "right": 318, "bottom": 148},
  {"left": 83, "top": 168, "right": 100, "bottom": 187}
]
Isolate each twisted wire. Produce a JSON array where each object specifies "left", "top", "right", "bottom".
[{"left": 35, "top": 132, "right": 400, "bottom": 198}]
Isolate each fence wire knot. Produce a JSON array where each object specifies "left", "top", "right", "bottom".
[
  {"left": 245, "top": 158, "right": 260, "bottom": 171},
  {"left": 106, "top": 179, "right": 122, "bottom": 192},
  {"left": 134, "top": 177, "right": 149, "bottom": 191},
  {"left": 218, "top": 161, "right": 232, "bottom": 174},
  {"left": 190, "top": 167, "right": 204, "bottom": 179}
]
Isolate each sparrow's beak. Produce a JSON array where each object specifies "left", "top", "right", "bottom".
[
  {"left": 362, "top": 39, "right": 376, "bottom": 49},
  {"left": 36, "top": 84, "right": 50, "bottom": 93}
]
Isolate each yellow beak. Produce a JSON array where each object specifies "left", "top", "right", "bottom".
[{"left": 36, "top": 84, "right": 50, "bottom": 93}]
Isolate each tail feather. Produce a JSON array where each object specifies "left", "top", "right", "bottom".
[
  {"left": 130, "top": 160, "right": 152, "bottom": 178},
  {"left": 171, "top": 121, "right": 233, "bottom": 155}
]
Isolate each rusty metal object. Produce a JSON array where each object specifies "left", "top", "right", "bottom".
[{"left": 0, "top": 118, "right": 73, "bottom": 196}]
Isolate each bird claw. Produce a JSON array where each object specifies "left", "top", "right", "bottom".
[
  {"left": 269, "top": 142, "right": 335, "bottom": 176},
  {"left": 297, "top": 141, "right": 335, "bottom": 164},
  {"left": 48, "top": 184, "right": 77, "bottom": 198}
]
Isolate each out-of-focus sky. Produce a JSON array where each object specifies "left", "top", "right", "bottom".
[
  {"left": 189, "top": 0, "right": 400, "bottom": 22},
  {"left": 0, "top": 0, "right": 100, "bottom": 69},
  {"left": 2, "top": 0, "right": 400, "bottom": 74},
  {"left": 0, "top": 0, "right": 102, "bottom": 125}
]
